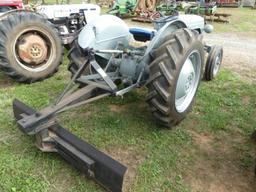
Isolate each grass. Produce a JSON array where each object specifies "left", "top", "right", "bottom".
[
  {"left": 0, "top": 7, "right": 256, "bottom": 192},
  {"left": 211, "top": 8, "right": 256, "bottom": 37},
  {"left": 0, "top": 57, "right": 256, "bottom": 191}
]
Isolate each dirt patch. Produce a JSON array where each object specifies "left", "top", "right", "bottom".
[
  {"left": 104, "top": 147, "right": 146, "bottom": 192},
  {"left": 0, "top": 75, "right": 13, "bottom": 88},
  {"left": 186, "top": 158, "right": 256, "bottom": 192},
  {"left": 185, "top": 131, "right": 256, "bottom": 192},
  {"left": 0, "top": 133, "right": 15, "bottom": 143},
  {"left": 108, "top": 104, "right": 128, "bottom": 113},
  {"left": 242, "top": 96, "right": 251, "bottom": 106},
  {"left": 188, "top": 130, "right": 215, "bottom": 155}
]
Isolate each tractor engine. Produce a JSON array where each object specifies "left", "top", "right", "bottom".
[
  {"left": 78, "top": 14, "right": 147, "bottom": 85},
  {"left": 112, "top": 52, "right": 145, "bottom": 85},
  {"left": 78, "top": 15, "right": 132, "bottom": 58}
]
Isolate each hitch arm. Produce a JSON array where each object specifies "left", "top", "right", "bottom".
[{"left": 16, "top": 85, "right": 110, "bottom": 135}]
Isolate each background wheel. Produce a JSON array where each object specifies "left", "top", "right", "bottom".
[
  {"left": 146, "top": 29, "right": 204, "bottom": 128},
  {"left": 0, "top": 11, "right": 63, "bottom": 83},
  {"left": 0, "top": 6, "right": 12, "bottom": 13},
  {"left": 204, "top": 45, "right": 223, "bottom": 81},
  {"left": 68, "top": 40, "right": 89, "bottom": 77}
]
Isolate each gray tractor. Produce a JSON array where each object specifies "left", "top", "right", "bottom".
[{"left": 13, "top": 14, "right": 223, "bottom": 192}]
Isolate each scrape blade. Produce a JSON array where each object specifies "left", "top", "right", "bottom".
[{"left": 13, "top": 99, "right": 127, "bottom": 192}]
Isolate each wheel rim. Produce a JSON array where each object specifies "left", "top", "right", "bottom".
[
  {"left": 13, "top": 27, "right": 55, "bottom": 72},
  {"left": 213, "top": 53, "right": 221, "bottom": 77},
  {"left": 175, "top": 50, "right": 201, "bottom": 113}
]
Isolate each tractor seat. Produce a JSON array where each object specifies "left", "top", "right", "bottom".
[{"left": 129, "top": 27, "right": 156, "bottom": 42}]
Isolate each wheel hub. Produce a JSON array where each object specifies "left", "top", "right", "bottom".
[
  {"left": 176, "top": 59, "right": 195, "bottom": 100},
  {"left": 17, "top": 34, "right": 48, "bottom": 65},
  {"left": 184, "top": 72, "right": 195, "bottom": 93},
  {"left": 213, "top": 54, "right": 221, "bottom": 76}
]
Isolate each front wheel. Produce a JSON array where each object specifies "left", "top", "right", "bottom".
[
  {"left": 204, "top": 45, "right": 223, "bottom": 81},
  {"left": 146, "top": 29, "right": 204, "bottom": 127}
]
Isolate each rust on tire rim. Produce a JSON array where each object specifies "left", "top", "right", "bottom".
[
  {"left": 17, "top": 34, "right": 48, "bottom": 65},
  {"left": 13, "top": 27, "right": 55, "bottom": 72}
]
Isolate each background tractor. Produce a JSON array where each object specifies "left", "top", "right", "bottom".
[
  {"left": 0, "top": 0, "right": 24, "bottom": 15},
  {"left": 0, "top": 1, "right": 100, "bottom": 83},
  {"left": 13, "top": 13, "right": 223, "bottom": 192},
  {"left": 108, "top": 0, "right": 158, "bottom": 17}
]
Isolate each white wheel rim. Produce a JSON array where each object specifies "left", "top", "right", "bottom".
[
  {"left": 213, "top": 53, "right": 221, "bottom": 77},
  {"left": 175, "top": 50, "right": 201, "bottom": 113}
]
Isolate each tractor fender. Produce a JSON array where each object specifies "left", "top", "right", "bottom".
[
  {"left": 136, "top": 19, "right": 188, "bottom": 82},
  {"left": 145, "top": 14, "right": 205, "bottom": 55},
  {"left": 145, "top": 19, "right": 187, "bottom": 55}
]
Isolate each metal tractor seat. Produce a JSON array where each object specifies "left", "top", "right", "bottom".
[{"left": 129, "top": 27, "right": 156, "bottom": 42}]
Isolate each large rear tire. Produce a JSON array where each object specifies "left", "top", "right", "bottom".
[
  {"left": 0, "top": 11, "right": 63, "bottom": 83},
  {"left": 146, "top": 29, "right": 204, "bottom": 127}
]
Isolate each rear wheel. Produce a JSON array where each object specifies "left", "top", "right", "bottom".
[
  {"left": 0, "top": 11, "right": 63, "bottom": 83},
  {"left": 0, "top": 6, "right": 12, "bottom": 13},
  {"left": 146, "top": 29, "right": 204, "bottom": 127}
]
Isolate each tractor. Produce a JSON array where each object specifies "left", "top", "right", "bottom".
[
  {"left": 0, "top": 0, "right": 24, "bottom": 15},
  {"left": 0, "top": 2, "right": 100, "bottom": 83},
  {"left": 13, "top": 13, "right": 223, "bottom": 192},
  {"left": 108, "top": 0, "right": 137, "bottom": 17}
]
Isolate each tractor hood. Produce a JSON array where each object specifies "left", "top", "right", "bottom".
[
  {"left": 178, "top": 14, "right": 205, "bottom": 32},
  {"left": 78, "top": 15, "right": 132, "bottom": 59},
  {"left": 36, "top": 4, "right": 100, "bottom": 23}
]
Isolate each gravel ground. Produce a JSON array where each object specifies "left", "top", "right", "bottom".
[{"left": 204, "top": 33, "right": 256, "bottom": 82}]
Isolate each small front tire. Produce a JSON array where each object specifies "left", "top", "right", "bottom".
[{"left": 204, "top": 45, "right": 223, "bottom": 81}]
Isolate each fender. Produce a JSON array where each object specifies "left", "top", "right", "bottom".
[
  {"left": 145, "top": 19, "right": 187, "bottom": 55},
  {"left": 137, "top": 19, "right": 188, "bottom": 84},
  {"left": 145, "top": 14, "right": 205, "bottom": 56}
]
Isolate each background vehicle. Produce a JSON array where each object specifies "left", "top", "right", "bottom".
[
  {"left": 0, "top": 0, "right": 24, "bottom": 16},
  {"left": 0, "top": 2, "right": 100, "bottom": 83}
]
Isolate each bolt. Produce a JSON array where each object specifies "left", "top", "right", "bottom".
[{"left": 88, "top": 170, "right": 95, "bottom": 178}]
